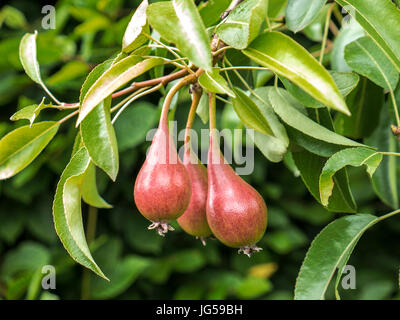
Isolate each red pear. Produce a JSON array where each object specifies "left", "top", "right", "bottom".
[
  {"left": 134, "top": 120, "right": 191, "bottom": 236},
  {"left": 206, "top": 132, "right": 267, "bottom": 256},
  {"left": 177, "top": 147, "right": 212, "bottom": 243}
]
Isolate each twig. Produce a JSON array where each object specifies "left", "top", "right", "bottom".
[{"left": 221, "top": 0, "right": 244, "bottom": 19}]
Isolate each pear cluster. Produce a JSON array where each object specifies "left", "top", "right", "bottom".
[{"left": 134, "top": 94, "right": 268, "bottom": 257}]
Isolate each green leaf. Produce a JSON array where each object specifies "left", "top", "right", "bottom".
[
  {"left": 319, "top": 147, "right": 382, "bottom": 206},
  {"left": 295, "top": 214, "right": 377, "bottom": 300},
  {"left": 52, "top": 147, "right": 107, "bottom": 280},
  {"left": 286, "top": 0, "right": 327, "bottom": 32},
  {"left": 147, "top": 1, "right": 212, "bottom": 71},
  {"left": 0, "top": 121, "right": 59, "bottom": 180},
  {"left": 334, "top": 78, "right": 384, "bottom": 139},
  {"left": 78, "top": 56, "right": 163, "bottom": 124},
  {"left": 19, "top": 32, "right": 43, "bottom": 85},
  {"left": 199, "top": 0, "right": 231, "bottom": 27},
  {"left": 114, "top": 101, "right": 158, "bottom": 151},
  {"left": 196, "top": 93, "right": 209, "bottom": 124},
  {"left": 281, "top": 71, "right": 359, "bottom": 109},
  {"left": 249, "top": 87, "right": 289, "bottom": 162},
  {"left": 81, "top": 96, "right": 119, "bottom": 181},
  {"left": 198, "top": 68, "right": 235, "bottom": 97},
  {"left": 268, "top": 87, "right": 363, "bottom": 148},
  {"left": 345, "top": 37, "right": 399, "bottom": 91},
  {"left": 243, "top": 32, "right": 351, "bottom": 115},
  {"left": 46, "top": 61, "right": 89, "bottom": 87},
  {"left": 303, "top": 5, "right": 330, "bottom": 42},
  {"left": 122, "top": 0, "right": 149, "bottom": 53},
  {"left": 81, "top": 162, "right": 112, "bottom": 208},
  {"left": 216, "top": 0, "right": 269, "bottom": 50},
  {"left": 235, "top": 276, "right": 272, "bottom": 299},
  {"left": 231, "top": 87, "right": 273, "bottom": 136},
  {"left": 10, "top": 97, "right": 53, "bottom": 126},
  {"left": 365, "top": 98, "right": 399, "bottom": 209},
  {"left": 331, "top": 18, "right": 364, "bottom": 72},
  {"left": 293, "top": 150, "right": 357, "bottom": 212},
  {"left": 336, "top": 0, "right": 400, "bottom": 71}
]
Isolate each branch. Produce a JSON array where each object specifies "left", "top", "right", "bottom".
[
  {"left": 111, "top": 69, "right": 189, "bottom": 99},
  {"left": 221, "top": 0, "right": 244, "bottom": 19}
]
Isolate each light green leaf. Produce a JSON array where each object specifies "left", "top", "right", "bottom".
[
  {"left": 81, "top": 162, "right": 111, "bottom": 208},
  {"left": 345, "top": 36, "right": 399, "bottom": 90},
  {"left": 331, "top": 18, "right": 364, "bottom": 72},
  {"left": 81, "top": 96, "right": 119, "bottom": 181},
  {"left": 336, "top": 0, "right": 400, "bottom": 71},
  {"left": 0, "top": 121, "right": 59, "bottom": 180},
  {"left": 334, "top": 78, "right": 384, "bottom": 139},
  {"left": 286, "top": 0, "right": 327, "bottom": 32},
  {"left": 295, "top": 214, "right": 377, "bottom": 300},
  {"left": 268, "top": 87, "right": 363, "bottom": 147},
  {"left": 365, "top": 97, "right": 399, "bottom": 209},
  {"left": 235, "top": 276, "right": 272, "bottom": 299},
  {"left": 281, "top": 71, "right": 359, "bottom": 109},
  {"left": 243, "top": 32, "right": 351, "bottom": 115},
  {"left": 198, "top": 68, "right": 235, "bottom": 97},
  {"left": 231, "top": 87, "right": 273, "bottom": 136},
  {"left": 303, "top": 5, "right": 330, "bottom": 42},
  {"left": 53, "top": 147, "right": 107, "bottom": 280},
  {"left": 248, "top": 86, "right": 289, "bottom": 162},
  {"left": 216, "top": 0, "right": 269, "bottom": 50},
  {"left": 78, "top": 56, "right": 163, "bottom": 124},
  {"left": 196, "top": 93, "right": 209, "bottom": 124},
  {"left": 122, "top": 0, "right": 149, "bottom": 53},
  {"left": 19, "top": 32, "right": 42, "bottom": 85},
  {"left": 319, "top": 148, "right": 382, "bottom": 206},
  {"left": 10, "top": 97, "right": 53, "bottom": 126},
  {"left": 147, "top": 1, "right": 212, "bottom": 71}
]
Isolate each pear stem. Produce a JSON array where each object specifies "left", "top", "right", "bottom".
[
  {"left": 184, "top": 85, "right": 202, "bottom": 147},
  {"left": 159, "top": 74, "right": 199, "bottom": 126}
]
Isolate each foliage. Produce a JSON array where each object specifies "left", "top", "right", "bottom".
[{"left": 0, "top": 0, "right": 399, "bottom": 300}]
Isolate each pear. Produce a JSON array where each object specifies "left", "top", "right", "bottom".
[
  {"left": 206, "top": 132, "right": 267, "bottom": 256},
  {"left": 177, "top": 146, "right": 212, "bottom": 244},
  {"left": 134, "top": 120, "right": 191, "bottom": 236}
]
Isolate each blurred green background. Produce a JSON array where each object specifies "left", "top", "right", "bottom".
[{"left": 0, "top": 0, "right": 399, "bottom": 300}]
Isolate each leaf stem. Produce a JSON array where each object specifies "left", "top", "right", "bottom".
[
  {"left": 389, "top": 88, "right": 400, "bottom": 127},
  {"left": 320, "top": 3, "right": 335, "bottom": 64},
  {"left": 220, "top": 66, "right": 269, "bottom": 71},
  {"left": 111, "top": 84, "right": 163, "bottom": 124},
  {"left": 185, "top": 86, "right": 202, "bottom": 147},
  {"left": 377, "top": 209, "right": 400, "bottom": 222}
]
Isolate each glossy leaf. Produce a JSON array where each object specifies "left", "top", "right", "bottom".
[
  {"left": 53, "top": 147, "right": 107, "bottom": 280},
  {"left": 216, "top": 0, "right": 268, "bottom": 50},
  {"left": 243, "top": 32, "right": 351, "bottom": 115},
  {"left": 81, "top": 96, "right": 119, "bottom": 181},
  {"left": 331, "top": 18, "right": 364, "bottom": 72},
  {"left": 0, "top": 121, "right": 59, "bottom": 180},
  {"left": 122, "top": 0, "right": 149, "bottom": 53},
  {"left": 147, "top": 1, "right": 212, "bottom": 71},
  {"left": 268, "top": 87, "right": 363, "bottom": 148},
  {"left": 286, "top": 0, "right": 327, "bottom": 32},
  {"left": 345, "top": 36, "right": 399, "bottom": 90},
  {"left": 295, "top": 214, "right": 377, "bottom": 300},
  {"left": 81, "top": 162, "right": 111, "bottom": 208},
  {"left": 303, "top": 5, "right": 329, "bottom": 42},
  {"left": 231, "top": 87, "right": 273, "bottom": 136},
  {"left": 196, "top": 93, "right": 209, "bottom": 124},
  {"left": 248, "top": 87, "right": 289, "bottom": 162},
  {"left": 319, "top": 148, "right": 382, "bottom": 206},
  {"left": 281, "top": 71, "right": 359, "bottom": 109},
  {"left": 293, "top": 150, "right": 357, "bottom": 213},
  {"left": 78, "top": 56, "right": 163, "bottom": 125},
  {"left": 10, "top": 97, "right": 53, "bottom": 126},
  {"left": 19, "top": 32, "right": 43, "bottom": 85},
  {"left": 199, "top": 0, "right": 231, "bottom": 27},
  {"left": 366, "top": 97, "right": 399, "bottom": 209},
  {"left": 198, "top": 68, "right": 235, "bottom": 97},
  {"left": 336, "top": 0, "right": 400, "bottom": 71},
  {"left": 334, "top": 78, "right": 384, "bottom": 139}
]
